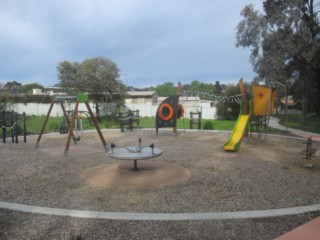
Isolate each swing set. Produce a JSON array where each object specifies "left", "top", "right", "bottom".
[{"left": 35, "top": 93, "right": 108, "bottom": 156}]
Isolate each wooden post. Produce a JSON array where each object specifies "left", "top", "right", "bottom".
[
  {"left": 60, "top": 100, "right": 76, "bottom": 139},
  {"left": 85, "top": 101, "right": 107, "bottom": 151},
  {"left": 64, "top": 101, "right": 79, "bottom": 156},
  {"left": 36, "top": 101, "right": 55, "bottom": 148}
]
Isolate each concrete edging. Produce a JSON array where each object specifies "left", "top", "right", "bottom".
[{"left": 1, "top": 201, "right": 319, "bottom": 221}]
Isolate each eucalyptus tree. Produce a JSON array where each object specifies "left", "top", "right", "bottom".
[{"left": 236, "top": 0, "right": 320, "bottom": 118}]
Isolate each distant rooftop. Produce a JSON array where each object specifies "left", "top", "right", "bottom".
[{"left": 126, "top": 91, "right": 157, "bottom": 96}]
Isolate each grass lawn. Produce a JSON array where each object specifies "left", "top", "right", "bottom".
[
  {"left": 4, "top": 114, "right": 318, "bottom": 136},
  {"left": 24, "top": 115, "right": 119, "bottom": 134},
  {"left": 14, "top": 116, "right": 236, "bottom": 134},
  {"left": 277, "top": 114, "right": 320, "bottom": 134},
  {"left": 139, "top": 117, "right": 236, "bottom": 131}
]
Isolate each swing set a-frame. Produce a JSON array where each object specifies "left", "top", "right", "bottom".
[{"left": 35, "top": 93, "right": 108, "bottom": 156}]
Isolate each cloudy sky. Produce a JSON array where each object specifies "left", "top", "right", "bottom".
[{"left": 0, "top": 0, "right": 262, "bottom": 88}]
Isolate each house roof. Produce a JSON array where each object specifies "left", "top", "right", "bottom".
[
  {"left": 181, "top": 96, "right": 200, "bottom": 101},
  {"left": 280, "top": 96, "right": 296, "bottom": 106},
  {"left": 126, "top": 91, "right": 157, "bottom": 97},
  {"left": 157, "top": 96, "right": 201, "bottom": 103}
]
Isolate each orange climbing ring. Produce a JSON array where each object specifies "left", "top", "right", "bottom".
[
  {"left": 157, "top": 103, "right": 174, "bottom": 121},
  {"left": 178, "top": 104, "right": 184, "bottom": 118}
]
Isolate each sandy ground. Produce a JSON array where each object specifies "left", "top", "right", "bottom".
[{"left": 0, "top": 129, "right": 320, "bottom": 239}]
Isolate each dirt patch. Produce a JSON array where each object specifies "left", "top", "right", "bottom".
[{"left": 80, "top": 162, "right": 192, "bottom": 188}]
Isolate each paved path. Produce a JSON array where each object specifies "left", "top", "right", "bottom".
[
  {"left": 269, "top": 117, "right": 320, "bottom": 142},
  {"left": 275, "top": 216, "right": 320, "bottom": 240}
]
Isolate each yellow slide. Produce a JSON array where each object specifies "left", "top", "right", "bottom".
[{"left": 223, "top": 115, "right": 249, "bottom": 151}]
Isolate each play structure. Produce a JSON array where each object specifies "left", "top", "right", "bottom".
[
  {"left": 59, "top": 110, "right": 94, "bottom": 135},
  {"left": 156, "top": 82, "right": 185, "bottom": 134},
  {"left": 189, "top": 111, "right": 202, "bottom": 129},
  {"left": 35, "top": 93, "right": 108, "bottom": 156},
  {"left": 119, "top": 109, "right": 140, "bottom": 132},
  {"left": 303, "top": 137, "right": 317, "bottom": 168},
  {"left": 156, "top": 82, "right": 245, "bottom": 135},
  {"left": 223, "top": 79, "right": 276, "bottom": 151},
  {"left": 153, "top": 79, "right": 275, "bottom": 151},
  {"left": 0, "top": 111, "right": 27, "bottom": 143}
]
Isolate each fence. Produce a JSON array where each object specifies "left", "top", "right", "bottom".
[
  {"left": 0, "top": 111, "right": 27, "bottom": 143},
  {"left": 10, "top": 103, "right": 218, "bottom": 119},
  {"left": 12, "top": 103, "right": 93, "bottom": 117}
]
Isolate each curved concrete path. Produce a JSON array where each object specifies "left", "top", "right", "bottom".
[
  {"left": 269, "top": 117, "right": 320, "bottom": 142},
  {"left": 1, "top": 201, "right": 320, "bottom": 221}
]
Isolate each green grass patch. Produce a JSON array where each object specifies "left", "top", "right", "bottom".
[
  {"left": 277, "top": 114, "right": 320, "bottom": 134},
  {"left": 18, "top": 116, "right": 238, "bottom": 134},
  {"left": 139, "top": 118, "right": 236, "bottom": 131},
  {"left": 23, "top": 115, "right": 120, "bottom": 134},
  {"left": 4, "top": 115, "right": 302, "bottom": 136}
]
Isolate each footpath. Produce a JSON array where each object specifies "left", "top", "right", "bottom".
[
  {"left": 269, "top": 117, "right": 320, "bottom": 240},
  {"left": 269, "top": 117, "right": 320, "bottom": 142}
]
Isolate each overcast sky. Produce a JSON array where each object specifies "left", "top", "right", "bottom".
[{"left": 0, "top": 0, "right": 262, "bottom": 88}]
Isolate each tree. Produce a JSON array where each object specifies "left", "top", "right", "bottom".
[
  {"left": 214, "top": 81, "right": 223, "bottom": 96},
  {"left": 4, "top": 81, "right": 23, "bottom": 94},
  {"left": 215, "top": 84, "right": 241, "bottom": 120},
  {"left": 22, "top": 83, "right": 44, "bottom": 94},
  {"left": 0, "top": 92, "right": 11, "bottom": 111},
  {"left": 184, "top": 80, "right": 215, "bottom": 95},
  {"left": 57, "top": 57, "right": 126, "bottom": 119},
  {"left": 57, "top": 61, "right": 79, "bottom": 92},
  {"left": 153, "top": 82, "right": 176, "bottom": 97},
  {"left": 236, "top": 0, "right": 320, "bottom": 119}
]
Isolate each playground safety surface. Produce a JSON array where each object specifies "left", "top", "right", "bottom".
[{"left": 0, "top": 129, "right": 320, "bottom": 239}]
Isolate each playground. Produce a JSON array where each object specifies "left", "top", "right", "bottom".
[
  {"left": 0, "top": 128, "right": 320, "bottom": 238},
  {"left": 0, "top": 83, "right": 320, "bottom": 238}
]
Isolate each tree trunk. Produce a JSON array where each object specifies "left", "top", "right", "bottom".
[
  {"left": 316, "top": 69, "right": 320, "bottom": 117},
  {"left": 302, "top": 90, "right": 308, "bottom": 124}
]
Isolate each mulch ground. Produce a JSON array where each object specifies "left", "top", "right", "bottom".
[{"left": 0, "top": 129, "right": 319, "bottom": 239}]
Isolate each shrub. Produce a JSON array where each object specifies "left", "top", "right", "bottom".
[
  {"left": 69, "top": 232, "right": 86, "bottom": 240},
  {"left": 202, "top": 121, "right": 214, "bottom": 130}
]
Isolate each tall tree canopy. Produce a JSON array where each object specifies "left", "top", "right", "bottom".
[
  {"left": 57, "top": 57, "right": 126, "bottom": 117},
  {"left": 236, "top": 0, "right": 320, "bottom": 116}
]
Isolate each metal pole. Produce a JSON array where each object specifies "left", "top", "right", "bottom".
[
  {"left": 23, "top": 112, "right": 27, "bottom": 143},
  {"left": 273, "top": 81, "right": 288, "bottom": 139}
]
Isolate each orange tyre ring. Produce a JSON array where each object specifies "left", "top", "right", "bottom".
[
  {"left": 178, "top": 104, "right": 184, "bottom": 118},
  {"left": 158, "top": 103, "right": 174, "bottom": 121}
]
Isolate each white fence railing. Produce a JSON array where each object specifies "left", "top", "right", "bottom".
[{"left": 11, "top": 103, "right": 90, "bottom": 117}]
